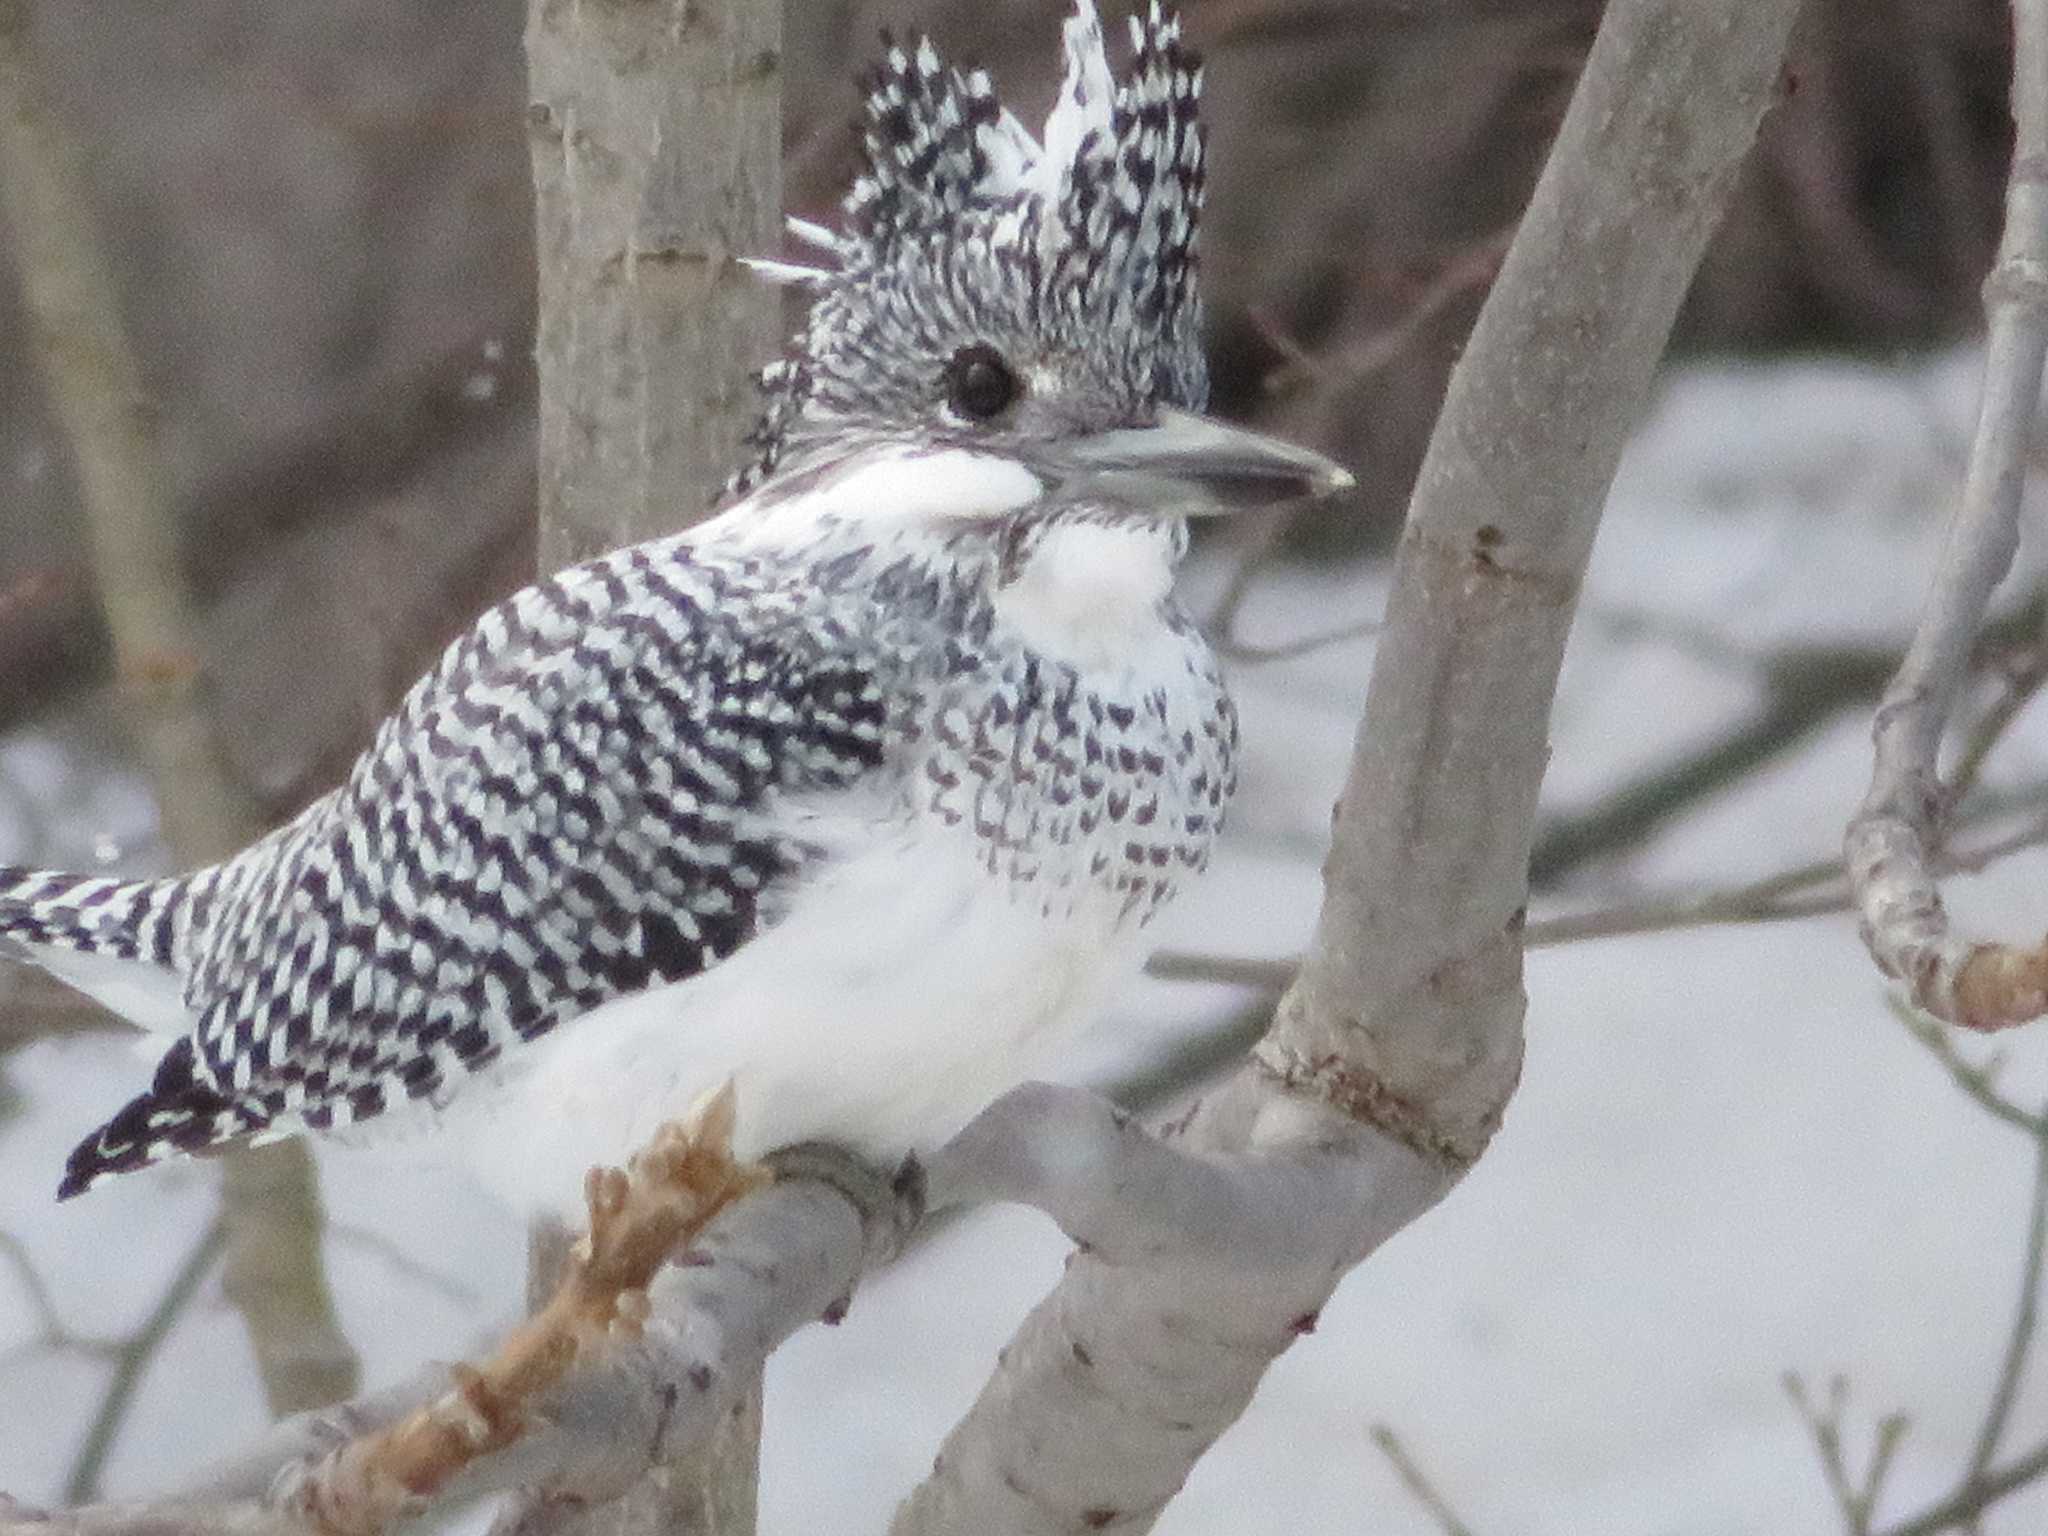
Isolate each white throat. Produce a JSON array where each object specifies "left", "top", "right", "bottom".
[{"left": 993, "top": 518, "right": 1179, "bottom": 673}]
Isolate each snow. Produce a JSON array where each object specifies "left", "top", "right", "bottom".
[{"left": 8, "top": 344, "right": 2048, "bottom": 1531}]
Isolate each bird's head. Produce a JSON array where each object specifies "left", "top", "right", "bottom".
[{"left": 731, "top": 1, "right": 1351, "bottom": 519}]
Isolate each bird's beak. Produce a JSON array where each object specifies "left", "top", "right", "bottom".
[{"left": 1061, "top": 407, "right": 1355, "bottom": 513}]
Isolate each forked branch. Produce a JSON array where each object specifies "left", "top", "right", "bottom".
[{"left": 893, "top": 0, "right": 1803, "bottom": 1527}]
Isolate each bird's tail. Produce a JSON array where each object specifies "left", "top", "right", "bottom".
[
  {"left": 0, "top": 863, "right": 194, "bottom": 1032},
  {"left": 0, "top": 864, "right": 183, "bottom": 960},
  {"left": 0, "top": 864, "right": 247, "bottom": 1197}
]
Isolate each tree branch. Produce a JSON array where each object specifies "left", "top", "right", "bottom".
[
  {"left": 1846, "top": 0, "right": 2048, "bottom": 1030},
  {"left": 891, "top": 0, "right": 1802, "bottom": 1529},
  {"left": 4, "top": 1112, "right": 917, "bottom": 1536}
]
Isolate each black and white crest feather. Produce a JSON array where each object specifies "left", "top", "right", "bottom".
[{"left": 733, "top": 1, "right": 1207, "bottom": 495}]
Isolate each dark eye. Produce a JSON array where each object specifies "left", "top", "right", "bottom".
[{"left": 943, "top": 343, "right": 1020, "bottom": 422}]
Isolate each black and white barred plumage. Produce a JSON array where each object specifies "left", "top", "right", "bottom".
[{"left": 6, "top": 1, "right": 1347, "bottom": 1212}]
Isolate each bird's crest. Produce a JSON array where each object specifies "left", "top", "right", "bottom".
[{"left": 731, "top": 1, "right": 1206, "bottom": 497}]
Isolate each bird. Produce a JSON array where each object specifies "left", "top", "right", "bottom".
[{"left": 1, "top": 0, "right": 1351, "bottom": 1219}]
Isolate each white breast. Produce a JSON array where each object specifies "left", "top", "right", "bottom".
[{"left": 451, "top": 820, "right": 1145, "bottom": 1220}]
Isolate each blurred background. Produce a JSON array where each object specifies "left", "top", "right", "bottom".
[{"left": 6, "top": 1, "right": 2048, "bottom": 1532}]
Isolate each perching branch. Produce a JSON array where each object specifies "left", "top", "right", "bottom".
[
  {"left": 0, "top": 0, "right": 356, "bottom": 1423},
  {"left": 892, "top": 0, "right": 1802, "bottom": 1529},
  {"left": 1845, "top": 0, "right": 2048, "bottom": 1030},
  {"left": 281, "top": 1094, "right": 765, "bottom": 1536},
  {"left": 2, "top": 1098, "right": 921, "bottom": 1536}
]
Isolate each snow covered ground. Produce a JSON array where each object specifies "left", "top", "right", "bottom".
[{"left": 8, "top": 346, "right": 2048, "bottom": 1532}]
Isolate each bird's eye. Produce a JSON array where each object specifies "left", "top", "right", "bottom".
[{"left": 942, "top": 343, "right": 1020, "bottom": 422}]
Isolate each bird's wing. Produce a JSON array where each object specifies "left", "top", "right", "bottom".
[{"left": 61, "top": 541, "right": 895, "bottom": 1194}]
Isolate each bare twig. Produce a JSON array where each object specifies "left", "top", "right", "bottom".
[
  {"left": 1893, "top": 1000, "right": 2048, "bottom": 1137},
  {"left": 1259, "top": 227, "right": 1518, "bottom": 402},
  {"left": 1845, "top": 0, "right": 2048, "bottom": 1030},
  {"left": 1786, "top": 1374, "right": 1909, "bottom": 1536},
  {"left": 66, "top": 1221, "right": 229, "bottom": 1505},
  {"left": 1876, "top": 1438, "right": 2048, "bottom": 1536},
  {"left": 1207, "top": 227, "right": 1515, "bottom": 659},
  {"left": 1214, "top": 615, "right": 1382, "bottom": 666},
  {"left": 1815, "top": 1030, "right": 2048, "bottom": 1536},
  {"left": 1964, "top": 1110, "right": 2048, "bottom": 1485},
  {"left": 1948, "top": 633, "right": 2048, "bottom": 801},
  {"left": 1368, "top": 1425, "right": 1478, "bottom": 1536},
  {"left": 1146, "top": 788, "right": 2048, "bottom": 1003}
]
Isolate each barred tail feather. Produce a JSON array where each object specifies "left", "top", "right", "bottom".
[
  {"left": 58, "top": 1036, "right": 254, "bottom": 1199},
  {"left": 0, "top": 864, "right": 193, "bottom": 1032},
  {"left": 0, "top": 864, "right": 182, "bottom": 961}
]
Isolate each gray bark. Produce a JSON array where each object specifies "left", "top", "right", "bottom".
[
  {"left": 523, "top": 0, "right": 784, "bottom": 1529},
  {"left": 526, "top": 0, "right": 784, "bottom": 571}
]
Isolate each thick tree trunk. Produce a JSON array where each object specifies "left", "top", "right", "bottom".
[
  {"left": 522, "top": 0, "right": 783, "bottom": 1530},
  {"left": 526, "top": 0, "right": 784, "bottom": 572}
]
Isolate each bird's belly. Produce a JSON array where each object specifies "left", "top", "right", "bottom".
[{"left": 455, "top": 828, "right": 1146, "bottom": 1219}]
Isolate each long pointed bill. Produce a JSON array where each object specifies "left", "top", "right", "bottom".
[{"left": 1061, "top": 407, "right": 1355, "bottom": 513}]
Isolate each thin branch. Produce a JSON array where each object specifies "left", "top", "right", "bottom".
[
  {"left": 322, "top": 1224, "right": 481, "bottom": 1311},
  {"left": 1259, "top": 226, "right": 1518, "bottom": 402},
  {"left": 0, "top": 1231, "right": 116, "bottom": 1361},
  {"left": 1876, "top": 1438, "right": 2048, "bottom": 1536},
  {"left": 1786, "top": 1374, "right": 1910, "bottom": 1536},
  {"left": 1214, "top": 615, "right": 1381, "bottom": 667},
  {"left": 1845, "top": 0, "right": 2048, "bottom": 1030},
  {"left": 1206, "top": 227, "right": 1516, "bottom": 660},
  {"left": 65, "top": 1220, "right": 228, "bottom": 1505},
  {"left": 1948, "top": 634, "right": 2048, "bottom": 802},
  {"left": 1144, "top": 789, "right": 2048, "bottom": 1004},
  {"left": 1893, "top": 1000, "right": 2048, "bottom": 1137},
  {"left": 1367, "top": 1425, "right": 1477, "bottom": 1536},
  {"left": 1963, "top": 1110, "right": 2048, "bottom": 1485}
]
